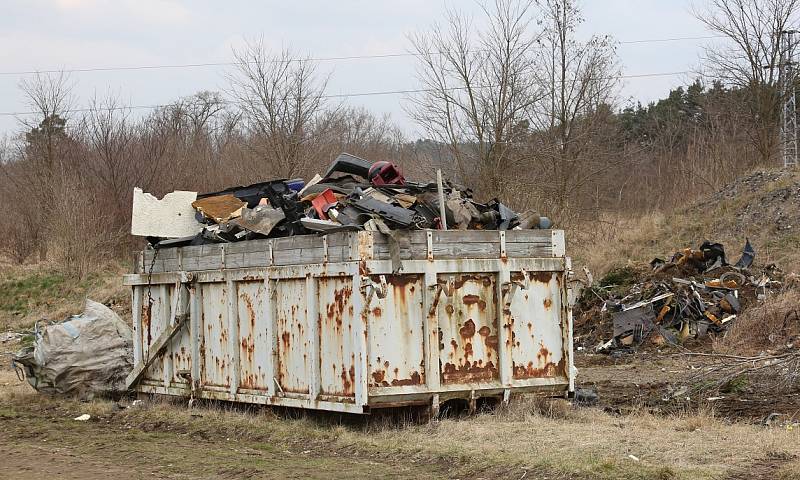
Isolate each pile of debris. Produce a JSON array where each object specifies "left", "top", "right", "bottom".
[
  {"left": 575, "top": 240, "right": 784, "bottom": 353},
  {"left": 132, "top": 153, "right": 551, "bottom": 249}
]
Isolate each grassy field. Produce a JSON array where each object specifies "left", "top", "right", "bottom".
[{"left": 0, "top": 262, "right": 129, "bottom": 331}]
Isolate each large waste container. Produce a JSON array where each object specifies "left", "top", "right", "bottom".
[{"left": 124, "top": 229, "right": 575, "bottom": 414}]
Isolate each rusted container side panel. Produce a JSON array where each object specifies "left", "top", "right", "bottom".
[
  {"left": 275, "top": 279, "right": 311, "bottom": 394},
  {"left": 367, "top": 274, "right": 426, "bottom": 389},
  {"left": 200, "top": 283, "right": 231, "bottom": 388},
  {"left": 317, "top": 277, "right": 357, "bottom": 398},
  {"left": 127, "top": 229, "right": 574, "bottom": 413},
  {"left": 509, "top": 271, "right": 566, "bottom": 380},
  {"left": 141, "top": 285, "right": 169, "bottom": 383},
  {"left": 438, "top": 274, "right": 499, "bottom": 385},
  {"left": 236, "top": 280, "right": 270, "bottom": 391}
]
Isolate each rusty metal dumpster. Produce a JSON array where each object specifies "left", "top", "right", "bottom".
[{"left": 123, "top": 229, "right": 574, "bottom": 414}]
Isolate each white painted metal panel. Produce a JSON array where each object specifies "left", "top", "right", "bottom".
[
  {"left": 236, "top": 280, "right": 270, "bottom": 391},
  {"left": 367, "top": 274, "right": 426, "bottom": 389},
  {"left": 317, "top": 276, "right": 357, "bottom": 398},
  {"left": 509, "top": 271, "right": 567, "bottom": 380},
  {"left": 200, "top": 283, "right": 231, "bottom": 388},
  {"left": 437, "top": 274, "right": 500, "bottom": 385},
  {"left": 275, "top": 279, "right": 310, "bottom": 394},
  {"left": 142, "top": 284, "right": 169, "bottom": 383}
]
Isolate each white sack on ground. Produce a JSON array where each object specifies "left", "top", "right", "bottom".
[{"left": 12, "top": 299, "right": 133, "bottom": 398}]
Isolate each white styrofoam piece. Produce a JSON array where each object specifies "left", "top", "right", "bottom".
[{"left": 131, "top": 188, "right": 203, "bottom": 238}]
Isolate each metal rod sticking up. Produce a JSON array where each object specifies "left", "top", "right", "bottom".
[{"left": 436, "top": 169, "right": 448, "bottom": 230}]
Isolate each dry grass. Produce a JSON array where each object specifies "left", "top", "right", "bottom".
[
  {"left": 2, "top": 367, "right": 800, "bottom": 480},
  {"left": 715, "top": 289, "right": 800, "bottom": 355},
  {"left": 0, "top": 260, "right": 129, "bottom": 331},
  {"left": 569, "top": 167, "right": 800, "bottom": 278}
]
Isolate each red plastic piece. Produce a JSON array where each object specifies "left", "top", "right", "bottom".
[
  {"left": 311, "top": 188, "right": 338, "bottom": 220},
  {"left": 368, "top": 161, "right": 406, "bottom": 186}
]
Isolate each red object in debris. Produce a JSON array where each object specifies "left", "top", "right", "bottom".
[
  {"left": 368, "top": 161, "right": 406, "bottom": 186},
  {"left": 311, "top": 188, "right": 338, "bottom": 220}
]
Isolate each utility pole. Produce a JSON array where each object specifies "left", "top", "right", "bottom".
[{"left": 779, "top": 29, "right": 799, "bottom": 168}]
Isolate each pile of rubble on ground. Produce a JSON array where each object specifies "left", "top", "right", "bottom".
[
  {"left": 575, "top": 239, "right": 785, "bottom": 353},
  {"left": 132, "top": 153, "right": 551, "bottom": 249}
]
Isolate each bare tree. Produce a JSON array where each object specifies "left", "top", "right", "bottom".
[
  {"left": 407, "top": 0, "right": 541, "bottom": 198},
  {"left": 78, "top": 94, "right": 137, "bottom": 215},
  {"left": 18, "top": 72, "right": 74, "bottom": 176},
  {"left": 320, "top": 106, "right": 404, "bottom": 163},
  {"left": 227, "top": 39, "right": 329, "bottom": 178},
  {"left": 693, "top": 0, "right": 800, "bottom": 163},
  {"left": 7, "top": 72, "right": 77, "bottom": 261},
  {"left": 528, "top": 0, "right": 621, "bottom": 220}
]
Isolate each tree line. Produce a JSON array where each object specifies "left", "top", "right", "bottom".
[{"left": 0, "top": 0, "right": 796, "bottom": 276}]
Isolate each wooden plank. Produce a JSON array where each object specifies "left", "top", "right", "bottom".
[
  {"left": 273, "top": 247, "right": 325, "bottom": 265},
  {"left": 136, "top": 229, "right": 564, "bottom": 273},
  {"left": 505, "top": 243, "right": 555, "bottom": 258},
  {"left": 273, "top": 235, "right": 324, "bottom": 250},
  {"left": 373, "top": 242, "right": 500, "bottom": 260}
]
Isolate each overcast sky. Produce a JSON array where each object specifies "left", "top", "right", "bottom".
[{"left": 0, "top": 0, "right": 713, "bottom": 138}]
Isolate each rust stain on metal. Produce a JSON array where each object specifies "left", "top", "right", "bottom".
[
  {"left": 462, "top": 294, "right": 487, "bottom": 310},
  {"left": 452, "top": 274, "right": 493, "bottom": 290},
  {"left": 240, "top": 336, "right": 255, "bottom": 362},
  {"left": 530, "top": 271, "right": 553, "bottom": 283},
  {"left": 340, "top": 364, "right": 353, "bottom": 394},
  {"left": 445, "top": 304, "right": 455, "bottom": 315},
  {"left": 513, "top": 345, "right": 567, "bottom": 379},
  {"left": 371, "top": 369, "right": 386, "bottom": 385},
  {"left": 390, "top": 371, "right": 421, "bottom": 386},
  {"left": 326, "top": 284, "right": 352, "bottom": 328},
  {"left": 543, "top": 298, "right": 552, "bottom": 309},
  {"left": 241, "top": 293, "right": 256, "bottom": 328},
  {"left": 459, "top": 319, "right": 476, "bottom": 337},
  {"left": 143, "top": 302, "right": 152, "bottom": 346},
  {"left": 372, "top": 306, "right": 382, "bottom": 317},
  {"left": 442, "top": 360, "right": 497, "bottom": 383},
  {"left": 385, "top": 274, "right": 420, "bottom": 288}
]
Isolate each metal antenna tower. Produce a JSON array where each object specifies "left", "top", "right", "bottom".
[{"left": 780, "top": 30, "right": 799, "bottom": 167}]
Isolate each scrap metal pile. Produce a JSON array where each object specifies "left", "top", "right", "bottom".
[
  {"left": 576, "top": 240, "right": 784, "bottom": 353},
  {"left": 131, "top": 153, "right": 551, "bottom": 249}
]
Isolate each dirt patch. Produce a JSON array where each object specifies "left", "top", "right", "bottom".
[{"left": 576, "top": 352, "right": 800, "bottom": 423}]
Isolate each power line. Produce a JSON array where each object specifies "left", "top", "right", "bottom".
[
  {"left": 0, "top": 70, "right": 693, "bottom": 117},
  {"left": 0, "top": 35, "right": 724, "bottom": 76}
]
